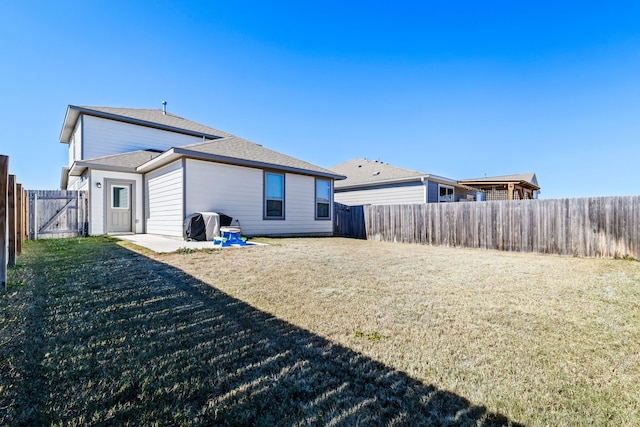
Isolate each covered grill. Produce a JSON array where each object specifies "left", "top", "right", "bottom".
[{"left": 183, "top": 212, "right": 233, "bottom": 241}]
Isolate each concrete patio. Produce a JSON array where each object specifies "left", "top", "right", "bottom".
[{"left": 114, "top": 234, "right": 261, "bottom": 253}]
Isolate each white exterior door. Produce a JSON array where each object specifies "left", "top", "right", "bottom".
[{"left": 106, "top": 181, "right": 133, "bottom": 233}]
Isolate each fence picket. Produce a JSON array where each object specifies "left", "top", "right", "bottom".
[
  {"left": 0, "top": 156, "right": 7, "bottom": 291},
  {"left": 352, "top": 197, "right": 640, "bottom": 259},
  {"left": 27, "top": 190, "right": 88, "bottom": 239}
]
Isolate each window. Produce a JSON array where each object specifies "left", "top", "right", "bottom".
[
  {"left": 112, "top": 185, "right": 129, "bottom": 209},
  {"left": 315, "top": 179, "right": 331, "bottom": 219},
  {"left": 438, "top": 184, "right": 454, "bottom": 203},
  {"left": 264, "top": 172, "right": 284, "bottom": 218}
]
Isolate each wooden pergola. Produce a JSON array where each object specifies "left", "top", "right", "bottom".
[{"left": 459, "top": 173, "right": 540, "bottom": 201}]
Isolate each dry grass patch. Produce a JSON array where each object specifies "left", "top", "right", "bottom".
[
  {"left": 3, "top": 237, "right": 517, "bottom": 426},
  {"left": 2, "top": 236, "right": 638, "bottom": 425},
  {"left": 155, "top": 237, "right": 640, "bottom": 426}
]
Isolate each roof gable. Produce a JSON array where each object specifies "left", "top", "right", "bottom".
[
  {"left": 60, "top": 104, "right": 345, "bottom": 180},
  {"left": 60, "top": 105, "right": 233, "bottom": 143},
  {"left": 138, "top": 137, "right": 345, "bottom": 179}
]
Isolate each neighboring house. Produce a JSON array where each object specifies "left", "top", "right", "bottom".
[
  {"left": 59, "top": 105, "right": 345, "bottom": 237},
  {"left": 329, "top": 158, "right": 478, "bottom": 206},
  {"left": 459, "top": 173, "right": 540, "bottom": 200}
]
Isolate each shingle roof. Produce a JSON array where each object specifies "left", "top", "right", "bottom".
[
  {"left": 329, "top": 158, "right": 447, "bottom": 188},
  {"left": 60, "top": 105, "right": 233, "bottom": 142},
  {"left": 62, "top": 104, "right": 345, "bottom": 179},
  {"left": 177, "top": 137, "right": 344, "bottom": 178},
  {"left": 69, "top": 150, "right": 164, "bottom": 176},
  {"left": 82, "top": 150, "right": 164, "bottom": 169}
]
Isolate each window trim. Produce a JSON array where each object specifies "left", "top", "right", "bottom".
[
  {"left": 438, "top": 184, "right": 455, "bottom": 203},
  {"left": 315, "top": 178, "right": 332, "bottom": 220},
  {"left": 263, "top": 171, "right": 285, "bottom": 220},
  {"left": 111, "top": 185, "right": 130, "bottom": 209}
]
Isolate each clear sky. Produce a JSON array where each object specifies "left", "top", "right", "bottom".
[{"left": 1, "top": 1, "right": 639, "bottom": 199}]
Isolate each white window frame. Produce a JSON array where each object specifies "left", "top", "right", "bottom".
[
  {"left": 111, "top": 185, "right": 130, "bottom": 209},
  {"left": 264, "top": 172, "right": 285, "bottom": 219},
  {"left": 438, "top": 184, "right": 454, "bottom": 203},
  {"left": 315, "top": 178, "right": 331, "bottom": 220}
]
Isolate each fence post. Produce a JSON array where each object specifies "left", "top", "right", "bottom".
[
  {"left": 33, "top": 192, "right": 38, "bottom": 240},
  {"left": 27, "top": 191, "right": 31, "bottom": 240},
  {"left": 23, "top": 187, "right": 27, "bottom": 242},
  {"left": 77, "top": 191, "right": 82, "bottom": 236},
  {"left": 16, "top": 184, "right": 23, "bottom": 254},
  {"left": 8, "top": 175, "right": 16, "bottom": 267},
  {"left": 1, "top": 155, "right": 8, "bottom": 291}
]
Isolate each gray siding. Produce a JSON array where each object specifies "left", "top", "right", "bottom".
[
  {"left": 335, "top": 182, "right": 426, "bottom": 206},
  {"left": 427, "top": 181, "right": 476, "bottom": 203},
  {"left": 184, "top": 159, "right": 333, "bottom": 236},
  {"left": 68, "top": 136, "right": 75, "bottom": 166},
  {"left": 67, "top": 175, "right": 81, "bottom": 190},
  {"left": 82, "top": 115, "right": 203, "bottom": 160},
  {"left": 427, "top": 181, "right": 439, "bottom": 203},
  {"left": 68, "top": 120, "right": 82, "bottom": 167},
  {"left": 145, "top": 160, "right": 184, "bottom": 237}
]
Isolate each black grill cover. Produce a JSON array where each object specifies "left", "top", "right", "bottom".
[
  {"left": 184, "top": 213, "right": 206, "bottom": 241},
  {"left": 219, "top": 214, "right": 233, "bottom": 227}
]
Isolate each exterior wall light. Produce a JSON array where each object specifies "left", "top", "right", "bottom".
[{"left": 96, "top": 182, "right": 102, "bottom": 188}]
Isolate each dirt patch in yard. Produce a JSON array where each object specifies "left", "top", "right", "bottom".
[{"left": 151, "top": 237, "right": 640, "bottom": 426}]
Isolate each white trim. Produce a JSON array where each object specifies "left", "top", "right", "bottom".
[
  {"left": 110, "top": 185, "right": 130, "bottom": 209},
  {"left": 438, "top": 184, "right": 455, "bottom": 203},
  {"left": 103, "top": 178, "right": 137, "bottom": 234}
]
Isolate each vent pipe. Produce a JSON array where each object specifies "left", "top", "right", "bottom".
[{"left": 162, "top": 100, "right": 167, "bottom": 115}]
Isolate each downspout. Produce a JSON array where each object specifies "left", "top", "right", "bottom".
[{"left": 421, "top": 177, "right": 427, "bottom": 203}]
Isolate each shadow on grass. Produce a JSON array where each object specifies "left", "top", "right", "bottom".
[{"left": 2, "top": 238, "right": 523, "bottom": 426}]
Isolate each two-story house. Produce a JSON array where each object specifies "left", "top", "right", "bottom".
[{"left": 60, "top": 105, "right": 345, "bottom": 237}]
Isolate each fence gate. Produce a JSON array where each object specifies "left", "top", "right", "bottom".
[
  {"left": 334, "top": 203, "right": 366, "bottom": 239},
  {"left": 28, "top": 190, "right": 88, "bottom": 239}
]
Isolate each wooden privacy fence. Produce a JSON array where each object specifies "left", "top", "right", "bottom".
[
  {"left": 363, "top": 196, "right": 640, "bottom": 259},
  {"left": 1, "top": 155, "right": 28, "bottom": 291},
  {"left": 27, "top": 190, "right": 88, "bottom": 239},
  {"left": 1, "top": 154, "right": 86, "bottom": 290},
  {"left": 334, "top": 203, "right": 366, "bottom": 239}
]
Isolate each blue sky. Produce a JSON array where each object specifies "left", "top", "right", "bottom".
[{"left": 1, "top": 1, "right": 639, "bottom": 198}]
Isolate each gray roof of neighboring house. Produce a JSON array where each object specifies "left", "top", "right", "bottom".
[
  {"left": 329, "top": 158, "right": 457, "bottom": 189},
  {"left": 60, "top": 105, "right": 233, "bottom": 143}
]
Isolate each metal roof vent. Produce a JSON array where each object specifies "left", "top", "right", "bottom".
[{"left": 162, "top": 100, "right": 167, "bottom": 115}]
